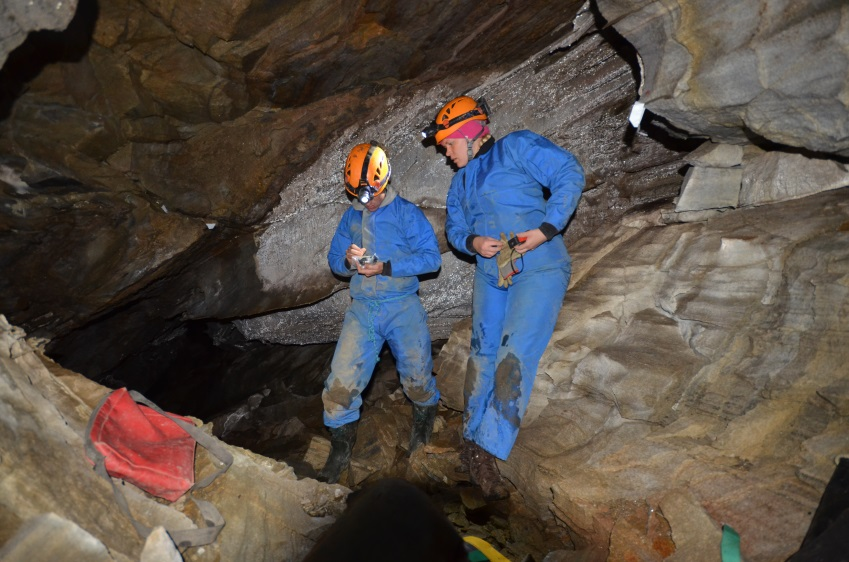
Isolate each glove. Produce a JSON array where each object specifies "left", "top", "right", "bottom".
[{"left": 497, "top": 232, "right": 518, "bottom": 288}]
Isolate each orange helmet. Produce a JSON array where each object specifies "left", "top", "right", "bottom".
[
  {"left": 344, "top": 142, "right": 391, "bottom": 204},
  {"left": 421, "top": 96, "right": 491, "bottom": 143}
]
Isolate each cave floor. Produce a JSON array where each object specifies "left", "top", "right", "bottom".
[{"left": 212, "top": 355, "right": 575, "bottom": 562}]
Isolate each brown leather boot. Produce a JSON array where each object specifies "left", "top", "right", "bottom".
[{"left": 468, "top": 442, "right": 510, "bottom": 501}]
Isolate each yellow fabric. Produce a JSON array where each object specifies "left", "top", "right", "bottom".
[{"left": 463, "top": 536, "right": 511, "bottom": 562}]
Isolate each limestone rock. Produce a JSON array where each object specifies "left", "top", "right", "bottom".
[
  {"left": 0, "top": 0, "right": 78, "bottom": 68},
  {"left": 0, "top": 513, "right": 114, "bottom": 562},
  {"left": 140, "top": 527, "right": 181, "bottom": 562},
  {"left": 597, "top": 0, "right": 849, "bottom": 155},
  {"left": 674, "top": 166, "right": 741, "bottom": 212},
  {"left": 740, "top": 150, "right": 849, "bottom": 207},
  {"left": 1, "top": 2, "right": 693, "bottom": 360},
  {"left": 236, "top": 20, "right": 689, "bottom": 345},
  {"left": 434, "top": 318, "right": 473, "bottom": 412},
  {"left": 660, "top": 490, "right": 722, "bottom": 562},
  {"left": 684, "top": 143, "right": 743, "bottom": 168},
  {"left": 668, "top": 141, "right": 849, "bottom": 224},
  {"left": 0, "top": 314, "right": 345, "bottom": 562}
]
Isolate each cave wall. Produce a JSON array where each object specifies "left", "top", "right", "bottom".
[
  {"left": 1, "top": 0, "right": 591, "bottom": 344},
  {"left": 597, "top": 0, "right": 849, "bottom": 155},
  {"left": 436, "top": 186, "right": 849, "bottom": 562},
  {"left": 1, "top": 1, "right": 848, "bottom": 560},
  {"left": 1, "top": 0, "right": 698, "bottom": 378}
]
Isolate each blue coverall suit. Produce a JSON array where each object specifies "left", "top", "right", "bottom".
[
  {"left": 324, "top": 186, "right": 442, "bottom": 428},
  {"left": 445, "top": 130, "right": 584, "bottom": 460}
]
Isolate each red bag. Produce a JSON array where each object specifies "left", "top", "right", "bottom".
[
  {"left": 86, "top": 387, "right": 196, "bottom": 501},
  {"left": 84, "top": 388, "right": 233, "bottom": 547}
]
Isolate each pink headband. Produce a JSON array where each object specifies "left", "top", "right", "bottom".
[{"left": 446, "top": 120, "right": 489, "bottom": 140}]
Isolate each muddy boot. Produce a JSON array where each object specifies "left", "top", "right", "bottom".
[
  {"left": 409, "top": 403, "right": 438, "bottom": 454},
  {"left": 468, "top": 442, "right": 510, "bottom": 501},
  {"left": 317, "top": 422, "right": 358, "bottom": 484}
]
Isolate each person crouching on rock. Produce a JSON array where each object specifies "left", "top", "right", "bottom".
[
  {"left": 422, "top": 96, "right": 585, "bottom": 500},
  {"left": 318, "top": 142, "right": 443, "bottom": 484}
]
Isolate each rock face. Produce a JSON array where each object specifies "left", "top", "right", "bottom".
[
  {"left": 1, "top": 1, "right": 849, "bottom": 561},
  {"left": 1, "top": 1, "right": 692, "bottom": 366},
  {"left": 220, "top": 3, "right": 698, "bottom": 346},
  {"left": 595, "top": 0, "right": 849, "bottom": 155},
  {"left": 5, "top": 186, "right": 847, "bottom": 562},
  {"left": 0, "top": 0, "right": 78, "bottom": 69},
  {"left": 0, "top": 315, "right": 346, "bottom": 561},
  {"left": 436, "top": 187, "right": 849, "bottom": 562}
]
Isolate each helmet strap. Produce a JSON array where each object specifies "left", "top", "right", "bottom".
[{"left": 465, "top": 122, "right": 486, "bottom": 160}]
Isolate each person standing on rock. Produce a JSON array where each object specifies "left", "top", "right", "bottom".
[
  {"left": 422, "top": 96, "right": 584, "bottom": 499},
  {"left": 318, "top": 141, "right": 443, "bottom": 484}
]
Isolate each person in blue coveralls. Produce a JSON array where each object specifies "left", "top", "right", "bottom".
[
  {"left": 422, "top": 96, "right": 584, "bottom": 500},
  {"left": 318, "top": 142, "right": 443, "bottom": 484}
]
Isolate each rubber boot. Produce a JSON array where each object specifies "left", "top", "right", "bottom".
[
  {"left": 468, "top": 442, "right": 510, "bottom": 501},
  {"left": 317, "top": 422, "right": 358, "bottom": 484},
  {"left": 409, "top": 403, "right": 438, "bottom": 454}
]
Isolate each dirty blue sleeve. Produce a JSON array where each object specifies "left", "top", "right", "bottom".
[
  {"left": 508, "top": 131, "right": 585, "bottom": 231},
  {"left": 445, "top": 171, "right": 475, "bottom": 256},
  {"left": 328, "top": 208, "right": 357, "bottom": 277},
  {"left": 387, "top": 200, "right": 442, "bottom": 278}
]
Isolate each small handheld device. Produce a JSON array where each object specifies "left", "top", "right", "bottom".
[
  {"left": 354, "top": 254, "right": 377, "bottom": 266},
  {"left": 507, "top": 236, "right": 527, "bottom": 249}
]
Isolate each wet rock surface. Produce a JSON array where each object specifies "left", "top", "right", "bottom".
[
  {"left": 3, "top": 182, "right": 849, "bottom": 560},
  {"left": 163, "top": 186, "right": 849, "bottom": 562}
]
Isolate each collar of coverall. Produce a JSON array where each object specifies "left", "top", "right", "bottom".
[
  {"left": 352, "top": 184, "right": 396, "bottom": 213},
  {"left": 473, "top": 136, "right": 495, "bottom": 160}
]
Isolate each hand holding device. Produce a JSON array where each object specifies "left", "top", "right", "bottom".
[
  {"left": 353, "top": 254, "right": 377, "bottom": 266},
  {"left": 507, "top": 235, "right": 527, "bottom": 249}
]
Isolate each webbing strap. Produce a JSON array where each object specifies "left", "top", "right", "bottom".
[{"left": 129, "top": 390, "right": 233, "bottom": 490}]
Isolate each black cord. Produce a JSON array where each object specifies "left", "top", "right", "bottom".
[{"left": 510, "top": 249, "right": 525, "bottom": 274}]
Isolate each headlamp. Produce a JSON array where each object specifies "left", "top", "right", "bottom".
[
  {"left": 357, "top": 185, "right": 378, "bottom": 205},
  {"left": 421, "top": 122, "right": 439, "bottom": 140}
]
